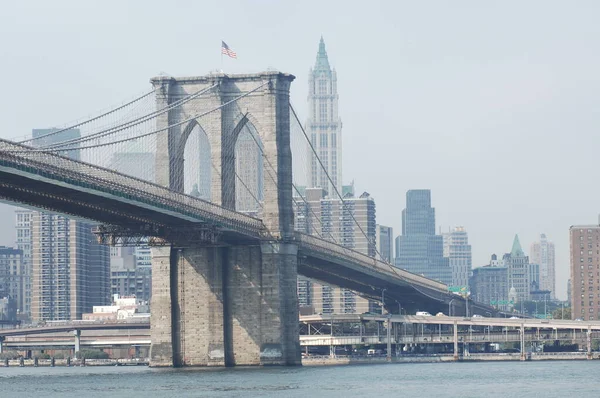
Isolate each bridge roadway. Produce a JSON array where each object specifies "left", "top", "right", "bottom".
[
  {"left": 0, "top": 138, "right": 460, "bottom": 313},
  {"left": 299, "top": 314, "right": 600, "bottom": 330},
  {"left": 2, "top": 316, "right": 597, "bottom": 351}
]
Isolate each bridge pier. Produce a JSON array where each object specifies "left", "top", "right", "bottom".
[
  {"left": 73, "top": 330, "right": 81, "bottom": 358},
  {"left": 150, "top": 243, "right": 300, "bottom": 367},
  {"left": 587, "top": 326, "right": 592, "bottom": 360},
  {"left": 453, "top": 321, "right": 458, "bottom": 361}
]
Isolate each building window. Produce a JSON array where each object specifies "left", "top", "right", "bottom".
[
  {"left": 319, "top": 80, "right": 327, "bottom": 95},
  {"left": 320, "top": 102, "right": 328, "bottom": 123}
]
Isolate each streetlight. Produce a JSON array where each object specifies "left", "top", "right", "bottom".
[
  {"left": 448, "top": 298, "right": 455, "bottom": 317},
  {"left": 395, "top": 300, "right": 402, "bottom": 315},
  {"left": 381, "top": 288, "right": 387, "bottom": 315}
]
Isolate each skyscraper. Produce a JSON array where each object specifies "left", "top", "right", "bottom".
[
  {"left": 0, "top": 247, "right": 24, "bottom": 316},
  {"left": 109, "top": 152, "right": 154, "bottom": 304},
  {"left": 15, "top": 208, "right": 32, "bottom": 317},
  {"left": 443, "top": 226, "right": 472, "bottom": 288},
  {"left": 306, "top": 37, "right": 342, "bottom": 196},
  {"left": 293, "top": 187, "right": 377, "bottom": 314},
  {"left": 530, "top": 234, "right": 556, "bottom": 299},
  {"left": 28, "top": 128, "right": 110, "bottom": 321},
  {"left": 470, "top": 254, "right": 509, "bottom": 310},
  {"left": 569, "top": 225, "right": 600, "bottom": 321},
  {"left": 376, "top": 225, "right": 394, "bottom": 262},
  {"left": 395, "top": 190, "right": 451, "bottom": 285},
  {"left": 504, "top": 235, "right": 530, "bottom": 303}
]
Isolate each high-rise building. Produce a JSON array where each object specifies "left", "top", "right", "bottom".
[
  {"left": 109, "top": 152, "right": 154, "bottom": 304},
  {"left": 28, "top": 128, "right": 110, "bottom": 321},
  {"left": 376, "top": 225, "right": 394, "bottom": 262},
  {"left": 306, "top": 37, "right": 342, "bottom": 196},
  {"left": 31, "top": 214, "right": 110, "bottom": 321},
  {"left": 443, "top": 226, "right": 472, "bottom": 289},
  {"left": 569, "top": 225, "right": 600, "bottom": 321},
  {"left": 109, "top": 246, "right": 152, "bottom": 304},
  {"left": 395, "top": 190, "right": 451, "bottom": 285},
  {"left": 529, "top": 263, "right": 540, "bottom": 291},
  {"left": 504, "top": 235, "right": 530, "bottom": 303},
  {"left": 530, "top": 234, "right": 556, "bottom": 299},
  {"left": 470, "top": 254, "right": 509, "bottom": 310},
  {"left": 0, "top": 247, "right": 24, "bottom": 315},
  {"left": 15, "top": 208, "right": 32, "bottom": 317},
  {"left": 293, "top": 188, "right": 377, "bottom": 314}
]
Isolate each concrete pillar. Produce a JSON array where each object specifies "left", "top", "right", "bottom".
[
  {"left": 73, "top": 330, "right": 81, "bottom": 358},
  {"left": 149, "top": 246, "right": 174, "bottom": 366},
  {"left": 149, "top": 242, "right": 300, "bottom": 367},
  {"left": 587, "top": 326, "right": 592, "bottom": 360},
  {"left": 453, "top": 321, "right": 458, "bottom": 361},
  {"left": 386, "top": 316, "right": 392, "bottom": 362},
  {"left": 253, "top": 243, "right": 300, "bottom": 365},
  {"left": 0, "top": 336, "right": 4, "bottom": 354},
  {"left": 520, "top": 325, "right": 526, "bottom": 361}
]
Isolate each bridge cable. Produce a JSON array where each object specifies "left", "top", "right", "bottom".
[
  {"left": 18, "top": 88, "right": 158, "bottom": 145},
  {"left": 40, "top": 84, "right": 219, "bottom": 150},
  {"left": 290, "top": 104, "right": 453, "bottom": 304},
  {"left": 7, "top": 82, "right": 269, "bottom": 153}
]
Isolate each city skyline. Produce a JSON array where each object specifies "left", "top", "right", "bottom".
[{"left": 2, "top": 1, "right": 600, "bottom": 299}]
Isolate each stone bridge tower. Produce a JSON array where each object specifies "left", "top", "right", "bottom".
[{"left": 148, "top": 72, "right": 300, "bottom": 367}]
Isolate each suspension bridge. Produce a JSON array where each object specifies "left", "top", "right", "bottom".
[{"left": 0, "top": 71, "right": 491, "bottom": 367}]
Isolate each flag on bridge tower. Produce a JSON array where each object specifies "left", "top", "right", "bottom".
[{"left": 221, "top": 41, "right": 237, "bottom": 59}]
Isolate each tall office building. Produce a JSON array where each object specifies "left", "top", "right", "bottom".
[
  {"left": 15, "top": 208, "right": 32, "bottom": 317},
  {"left": 28, "top": 128, "right": 110, "bottom": 321},
  {"left": 570, "top": 225, "right": 600, "bottom": 321},
  {"left": 0, "top": 247, "right": 24, "bottom": 316},
  {"left": 504, "top": 235, "right": 530, "bottom": 303},
  {"left": 376, "top": 225, "right": 394, "bottom": 262},
  {"left": 395, "top": 190, "right": 451, "bottom": 285},
  {"left": 470, "top": 254, "right": 509, "bottom": 310},
  {"left": 306, "top": 37, "right": 342, "bottom": 196},
  {"left": 443, "top": 226, "right": 472, "bottom": 289},
  {"left": 109, "top": 152, "right": 154, "bottom": 304},
  {"left": 294, "top": 188, "right": 377, "bottom": 314},
  {"left": 530, "top": 234, "right": 556, "bottom": 299}
]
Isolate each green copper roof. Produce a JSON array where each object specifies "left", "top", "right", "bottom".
[
  {"left": 314, "top": 36, "right": 331, "bottom": 72},
  {"left": 511, "top": 234, "right": 524, "bottom": 257}
]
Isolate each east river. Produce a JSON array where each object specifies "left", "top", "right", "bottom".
[{"left": 0, "top": 361, "right": 597, "bottom": 397}]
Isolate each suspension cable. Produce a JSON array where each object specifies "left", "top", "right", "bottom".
[
  {"left": 9, "top": 82, "right": 269, "bottom": 153},
  {"left": 42, "top": 84, "right": 218, "bottom": 150},
  {"left": 18, "top": 88, "right": 158, "bottom": 144}
]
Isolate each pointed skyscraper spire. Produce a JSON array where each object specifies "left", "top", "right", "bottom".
[
  {"left": 511, "top": 234, "right": 524, "bottom": 257},
  {"left": 315, "top": 36, "right": 331, "bottom": 72}
]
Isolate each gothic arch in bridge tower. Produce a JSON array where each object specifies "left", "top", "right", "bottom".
[
  {"left": 180, "top": 119, "right": 212, "bottom": 201},
  {"left": 234, "top": 117, "right": 264, "bottom": 216}
]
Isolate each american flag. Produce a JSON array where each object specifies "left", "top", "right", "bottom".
[{"left": 221, "top": 41, "right": 237, "bottom": 59}]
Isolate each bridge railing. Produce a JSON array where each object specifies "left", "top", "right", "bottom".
[
  {"left": 0, "top": 139, "right": 265, "bottom": 235},
  {"left": 295, "top": 232, "right": 447, "bottom": 292}
]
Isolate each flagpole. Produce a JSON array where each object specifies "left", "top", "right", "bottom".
[{"left": 220, "top": 41, "right": 223, "bottom": 72}]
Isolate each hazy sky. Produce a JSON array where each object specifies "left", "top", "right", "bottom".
[{"left": 2, "top": 0, "right": 600, "bottom": 299}]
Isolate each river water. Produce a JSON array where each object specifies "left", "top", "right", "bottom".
[{"left": 0, "top": 361, "right": 597, "bottom": 397}]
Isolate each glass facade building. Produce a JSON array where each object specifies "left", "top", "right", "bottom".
[{"left": 395, "top": 190, "right": 451, "bottom": 285}]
